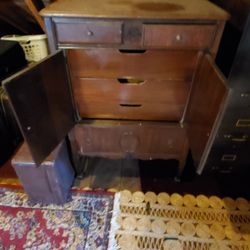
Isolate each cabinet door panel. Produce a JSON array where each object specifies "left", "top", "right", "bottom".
[
  {"left": 3, "top": 51, "right": 75, "bottom": 165},
  {"left": 185, "top": 54, "right": 229, "bottom": 170}
]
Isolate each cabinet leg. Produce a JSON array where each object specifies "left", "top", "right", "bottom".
[
  {"left": 75, "top": 155, "right": 89, "bottom": 180},
  {"left": 174, "top": 158, "right": 186, "bottom": 182},
  {"left": 175, "top": 138, "right": 189, "bottom": 182}
]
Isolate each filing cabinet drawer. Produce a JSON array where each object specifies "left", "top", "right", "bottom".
[
  {"left": 68, "top": 49, "right": 198, "bottom": 79},
  {"left": 69, "top": 121, "right": 188, "bottom": 160},
  {"left": 71, "top": 77, "right": 190, "bottom": 121},
  {"left": 55, "top": 20, "right": 122, "bottom": 44},
  {"left": 205, "top": 142, "right": 250, "bottom": 174},
  {"left": 143, "top": 24, "right": 217, "bottom": 49}
]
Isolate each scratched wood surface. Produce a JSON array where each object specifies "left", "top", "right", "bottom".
[{"left": 41, "top": 0, "right": 229, "bottom": 20}]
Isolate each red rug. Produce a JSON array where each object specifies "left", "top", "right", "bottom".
[{"left": 0, "top": 187, "right": 119, "bottom": 249}]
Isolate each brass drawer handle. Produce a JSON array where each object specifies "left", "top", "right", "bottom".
[
  {"left": 117, "top": 78, "right": 145, "bottom": 84},
  {"left": 120, "top": 104, "right": 142, "bottom": 107}
]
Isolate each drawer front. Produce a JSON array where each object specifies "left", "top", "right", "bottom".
[
  {"left": 205, "top": 141, "right": 250, "bottom": 174},
  {"left": 55, "top": 21, "right": 122, "bottom": 44},
  {"left": 68, "top": 49, "right": 198, "bottom": 79},
  {"left": 70, "top": 122, "right": 187, "bottom": 159},
  {"left": 143, "top": 24, "right": 216, "bottom": 49},
  {"left": 71, "top": 77, "right": 190, "bottom": 121}
]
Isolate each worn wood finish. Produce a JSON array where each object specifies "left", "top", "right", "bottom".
[
  {"left": 69, "top": 121, "right": 189, "bottom": 175},
  {"left": 40, "top": 0, "right": 229, "bottom": 20},
  {"left": 185, "top": 54, "right": 229, "bottom": 167},
  {"left": 3, "top": 51, "right": 75, "bottom": 165},
  {"left": 71, "top": 77, "right": 190, "bottom": 121},
  {"left": 55, "top": 21, "right": 123, "bottom": 44},
  {"left": 68, "top": 49, "right": 198, "bottom": 80},
  {"left": 143, "top": 24, "right": 217, "bottom": 49},
  {"left": 39, "top": 0, "right": 228, "bottom": 176}
]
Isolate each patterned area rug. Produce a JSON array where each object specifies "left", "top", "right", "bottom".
[
  {"left": 115, "top": 191, "right": 250, "bottom": 250},
  {"left": 0, "top": 187, "right": 119, "bottom": 250}
]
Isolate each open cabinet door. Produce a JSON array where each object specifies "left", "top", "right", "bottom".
[
  {"left": 185, "top": 54, "right": 230, "bottom": 173},
  {"left": 2, "top": 51, "right": 75, "bottom": 165}
]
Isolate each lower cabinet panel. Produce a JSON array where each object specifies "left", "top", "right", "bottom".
[{"left": 69, "top": 120, "right": 189, "bottom": 174}]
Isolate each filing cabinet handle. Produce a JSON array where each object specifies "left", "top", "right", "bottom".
[
  {"left": 117, "top": 78, "right": 145, "bottom": 84},
  {"left": 224, "top": 134, "right": 248, "bottom": 142},
  {"left": 231, "top": 136, "right": 248, "bottom": 142}
]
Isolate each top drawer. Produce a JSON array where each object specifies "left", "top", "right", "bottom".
[
  {"left": 143, "top": 24, "right": 217, "bottom": 49},
  {"left": 55, "top": 20, "right": 122, "bottom": 45}
]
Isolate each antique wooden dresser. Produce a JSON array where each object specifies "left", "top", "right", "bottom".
[{"left": 4, "top": 0, "right": 229, "bottom": 183}]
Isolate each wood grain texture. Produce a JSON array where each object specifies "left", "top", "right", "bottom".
[
  {"left": 184, "top": 54, "right": 229, "bottom": 167},
  {"left": 143, "top": 24, "right": 217, "bottom": 49},
  {"left": 3, "top": 51, "right": 75, "bottom": 165},
  {"left": 71, "top": 77, "right": 190, "bottom": 121},
  {"left": 40, "top": 0, "right": 229, "bottom": 20},
  {"left": 67, "top": 49, "right": 198, "bottom": 80},
  {"left": 69, "top": 121, "right": 189, "bottom": 175}
]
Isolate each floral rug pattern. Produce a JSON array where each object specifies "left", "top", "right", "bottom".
[{"left": 0, "top": 188, "right": 116, "bottom": 250}]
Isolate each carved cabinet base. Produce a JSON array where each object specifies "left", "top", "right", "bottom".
[{"left": 69, "top": 121, "right": 189, "bottom": 177}]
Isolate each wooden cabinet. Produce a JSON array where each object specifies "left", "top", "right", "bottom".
[{"left": 3, "top": 0, "right": 229, "bottom": 178}]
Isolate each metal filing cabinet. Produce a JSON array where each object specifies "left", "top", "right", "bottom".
[{"left": 198, "top": 15, "right": 250, "bottom": 175}]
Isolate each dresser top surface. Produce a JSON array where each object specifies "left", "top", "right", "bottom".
[{"left": 41, "top": 0, "right": 229, "bottom": 20}]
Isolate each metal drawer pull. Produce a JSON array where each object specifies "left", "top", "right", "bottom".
[
  {"left": 87, "top": 30, "right": 94, "bottom": 36},
  {"left": 221, "top": 154, "right": 237, "bottom": 161},
  {"left": 117, "top": 78, "right": 144, "bottom": 84},
  {"left": 120, "top": 104, "right": 142, "bottom": 107},
  {"left": 224, "top": 134, "right": 248, "bottom": 142},
  {"left": 176, "top": 34, "right": 182, "bottom": 41},
  {"left": 232, "top": 137, "right": 248, "bottom": 142},
  {"left": 236, "top": 119, "right": 250, "bottom": 127}
]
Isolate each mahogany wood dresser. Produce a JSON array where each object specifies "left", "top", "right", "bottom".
[{"left": 3, "top": 0, "right": 229, "bottom": 184}]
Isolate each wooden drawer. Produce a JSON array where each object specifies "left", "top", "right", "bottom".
[
  {"left": 71, "top": 77, "right": 190, "bottom": 121},
  {"left": 69, "top": 121, "right": 188, "bottom": 160},
  {"left": 68, "top": 49, "right": 198, "bottom": 79},
  {"left": 143, "top": 24, "right": 217, "bottom": 49},
  {"left": 55, "top": 20, "right": 122, "bottom": 44}
]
